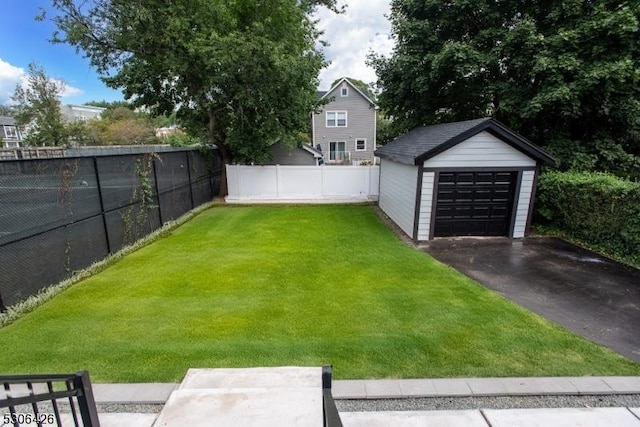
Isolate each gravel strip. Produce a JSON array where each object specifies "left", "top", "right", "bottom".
[
  {"left": 9, "top": 395, "right": 640, "bottom": 416},
  {"left": 336, "top": 394, "right": 640, "bottom": 412}
]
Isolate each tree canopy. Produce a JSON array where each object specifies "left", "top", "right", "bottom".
[
  {"left": 11, "top": 63, "right": 67, "bottom": 147},
  {"left": 48, "top": 0, "right": 339, "bottom": 192},
  {"left": 370, "top": 0, "right": 640, "bottom": 174}
]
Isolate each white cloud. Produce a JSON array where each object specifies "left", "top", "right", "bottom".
[
  {"left": 0, "top": 58, "right": 84, "bottom": 105},
  {"left": 0, "top": 58, "right": 25, "bottom": 105},
  {"left": 314, "top": 0, "right": 395, "bottom": 90}
]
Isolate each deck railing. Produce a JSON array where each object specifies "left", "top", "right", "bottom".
[
  {"left": 322, "top": 366, "right": 344, "bottom": 427},
  {"left": 0, "top": 371, "right": 100, "bottom": 427}
]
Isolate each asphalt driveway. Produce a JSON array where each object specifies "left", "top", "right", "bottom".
[{"left": 422, "top": 237, "right": 640, "bottom": 362}]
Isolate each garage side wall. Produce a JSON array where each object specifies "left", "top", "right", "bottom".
[{"left": 379, "top": 158, "right": 419, "bottom": 238}]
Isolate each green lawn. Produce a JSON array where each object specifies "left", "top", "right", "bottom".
[{"left": 1, "top": 205, "right": 638, "bottom": 382}]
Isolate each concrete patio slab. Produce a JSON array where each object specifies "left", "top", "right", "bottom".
[
  {"left": 340, "top": 410, "right": 489, "bottom": 427},
  {"left": 153, "top": 388, "right": 323, "bottom": 427},
  {"left": 97, "top": 413, "right": 158, "bottom": 427},
  {"left": 179, "top": 366, "right": 321, "bottom": 390},
  {"left": 2, "top": 413, "right": 157, "bottom": 427},
  {"left": 483, "top": 407, "right": 640, "bottom": 427},
  {"left": 630, "top": 408, "right": 640, "bottom": 419}
]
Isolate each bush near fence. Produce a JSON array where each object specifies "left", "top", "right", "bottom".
[
  {"left": 0, "top": 147, "right": 221, "bottom": 310},
  {"left": 535, "top": 171, "right": 640, "bottom": 265}
]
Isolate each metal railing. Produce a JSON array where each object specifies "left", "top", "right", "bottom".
[
  {"left": 322, "top": 366, "right": 344, "bottom": 427},
  {"left": 0, "top": 371, "right": 100, "bottom": 427}
]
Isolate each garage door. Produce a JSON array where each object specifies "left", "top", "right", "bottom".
[{"left": 434, "top": 171, "right": 517, "bottom": 237}]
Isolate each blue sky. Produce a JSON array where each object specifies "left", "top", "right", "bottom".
[
  {"left": 0, "top": 0, "right": 393, "bottom": 107},
  {"left": 0, "top": 0, "right": 124, "bottom": 105}
]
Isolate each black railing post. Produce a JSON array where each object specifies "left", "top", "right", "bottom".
[
  {"left": 74, "top": 371, "right": 101, "bottom": 427},
  {"left": 322, "top": 365, "right": 343, "bottom": 427}
]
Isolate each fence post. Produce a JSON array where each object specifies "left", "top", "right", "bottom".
[
  {"left": 152, "top": 155, "right": 163, "bottom": 226},
  {"left": 276, "top": 164, "right": 281, "bottom": 198},
  {"left": 186, "top": 151, "right": 194, "bottom": 209},
  {"left": 93, "top": 157, "right": 112, "bottom": 254}
]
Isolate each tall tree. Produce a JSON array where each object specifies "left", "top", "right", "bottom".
[
  {"left": 48, "top": 0, "right": 339, "bottom": 193},
  {"left": 11, "top": 63, "right": 67, "bottom": 147},
  {"left": 370, "top": 0, "right": 640, "bottom": 173}
]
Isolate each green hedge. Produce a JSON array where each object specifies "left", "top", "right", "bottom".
[{"left": 535, "top": 171, "right": 640, "bottom": 265}]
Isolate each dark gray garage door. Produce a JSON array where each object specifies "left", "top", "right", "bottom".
[{"left": 434, "top": 171, "right": 517, "bottom": 237}]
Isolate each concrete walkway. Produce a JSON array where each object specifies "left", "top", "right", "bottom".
[{"left": 89, "top": 376, "right": 640, "bottom": 427}]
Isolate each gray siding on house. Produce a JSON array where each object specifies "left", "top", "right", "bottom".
[
  {"left": 378, "top": 158, "right": 418, "bottom": 238},
  {"left": 266, "top": 144, "right": 318, "bottom": 166},
  {"left": 312, "top": 81, "right": 376, "bottom": 163}
]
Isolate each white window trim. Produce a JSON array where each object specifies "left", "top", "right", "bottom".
[
  {"left": 326, "top": 111, "right": 347, "bottom": 128},
  {"left": 355, "top": 138, "right": 367, "bottom": 151},
  {"left": 340, "top": 84, "right": 348, "bottom": 97},
  {"left": 4, "top": 125, "right": 18, "bottom": 139}
]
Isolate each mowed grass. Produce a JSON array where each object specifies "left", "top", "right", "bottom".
[{"left": 1, "top": 205, "right": 638, "bottom": 382}]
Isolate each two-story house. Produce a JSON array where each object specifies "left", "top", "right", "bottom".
[
  {"left": 0, "top": 116, "right": 22, "bottom": 148},
  {"left": 312, "top": 78, "right": 377, "bottom": 164}
]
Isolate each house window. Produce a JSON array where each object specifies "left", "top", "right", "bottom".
[
  {"left": 326, "top": 111, "right": 347, "bottom": 127},
  {"left": 329, "top": 141, "right": 346, "bottom": 161},
  {"left": 355, "top": 138, "right": 366, "bottom": 151},
  {"left": 340, "top": 85, "right": 348, "bottom": 97},
  {"left": 4, "top": 125, "right": 18, "bottom": 139}
]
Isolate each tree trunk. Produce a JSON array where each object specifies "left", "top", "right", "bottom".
[{"left": 208, "top": 109, "right": 231, "bottom": 197}]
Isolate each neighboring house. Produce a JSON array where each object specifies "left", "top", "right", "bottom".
[
  {"left": 60, "top": 104, "right": 106, "bottom": 122},
  {"left": 0, "top": 116, "right": 22, "bottom": 148},
  {"left": 375, "top": 118, "right": 555, "bottom": 241},
  {"left": 267, "top": 142, "right": 324, "bottom": 166},
  {"left": 312, "top": 78, "right": 377, "bottom": 164}
]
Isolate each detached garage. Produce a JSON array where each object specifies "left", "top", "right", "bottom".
[{"left": 375, "top": 118, "right": 555, "bottom": 241}]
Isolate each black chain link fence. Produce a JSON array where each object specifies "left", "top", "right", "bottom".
[{"left": 0, "top": 147, "right": 221, "bottom": 310}]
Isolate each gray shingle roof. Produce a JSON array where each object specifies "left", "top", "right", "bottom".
[
  {"left": 374, "top": 118, "right": 555, "bottom": 166},
  {"left": 0, "top": 116, "right": 17, "bottom": 126}
]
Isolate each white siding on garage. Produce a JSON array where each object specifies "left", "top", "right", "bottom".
[
  {"left": 424, "top": 131, "right": 537, "bottom": 168},
  {"left": 417, "top": 171, "right": 436, "bottom": 240},
  {"left": 379, "top": 159, "right": 418, "bottom": 238},
  {"left": 512, "top": 170, "right": 535, "bottom": 238}
]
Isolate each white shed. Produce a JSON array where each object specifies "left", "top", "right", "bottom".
[{"left": 375, "top": 118, "right": 555, "bottom": 241}]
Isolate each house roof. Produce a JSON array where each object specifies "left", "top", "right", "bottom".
[
  {"left": 302, "top": 144, "right": 323, "bottom": 158},
  {"left": 374, "top": 118, "right": 556, "bottom": 166},
  {"left": 318, "top": 78, "right": 376, "bottom": 106},
  {"left": 0, "top": 116, "right": 17, "bottom": 126}
]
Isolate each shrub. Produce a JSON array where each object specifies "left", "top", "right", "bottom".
[{"left": 536, "top": 171, "right": 640, "bottom": 265}]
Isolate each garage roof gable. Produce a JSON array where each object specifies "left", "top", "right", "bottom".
[{"left": 374, "top": 118, "right": 556, "bottom": 166}]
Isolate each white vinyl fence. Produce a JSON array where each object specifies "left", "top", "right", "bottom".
[{"left": 226, "top": 164, "right": 379, "bottom": 203}]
